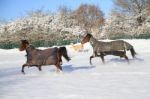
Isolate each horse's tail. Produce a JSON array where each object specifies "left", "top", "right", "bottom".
[
  {"left": 58, "top": 47, "right": 71, "bottom": 61},
  {"left": 124, "top": 41, "right": 136, "bottom": 58},
  {"left": 130, "top": 47, "right": 136, "bottom": 58}
]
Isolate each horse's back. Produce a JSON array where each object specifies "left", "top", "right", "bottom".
[
  {"left": 96, "top": 40, "right": 125, "bottom": 51},
  {"left": 40, "top": 47, "right": 58, "bottom": 56},
  {"left": 110, "top": 40, "right": 125, "bottom": 50}
]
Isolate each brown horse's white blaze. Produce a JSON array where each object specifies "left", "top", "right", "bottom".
[
  {"left": 81, "top": 33, "right": 136, "bottom": 64},
  {"left": 19, "top": 40, "right": 70, "bottom": 74}
]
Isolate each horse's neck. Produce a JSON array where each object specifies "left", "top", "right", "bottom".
[
  {"left": 89, "top": 36, "right": 98, "bottom": 47},
  {"left": 26, "top": 45, "right": 35, "bottom": 54}
]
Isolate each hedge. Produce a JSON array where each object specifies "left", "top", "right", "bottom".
[
  {"left": 0, "top": 39, "right": 79, "bottom": 49},
  {"left": 109, "top": 33, "right": 150, "bottom": 39}
]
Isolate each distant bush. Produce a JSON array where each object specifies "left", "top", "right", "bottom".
[
  {"left": 109, "top": 33, "right": 150, "bottom": 39},
  {"left": 32, "top": 39, "right": 78, "bottom": 47},
  {"left": 0, "top": 39, "right": 79, "bottom": 49},
  {"left": 0, "top": 42, "right": 19, "bottom": 49},
  {"left": 134, "top": 33, "right": 150, "bottom": 39},
  {"left": 109, "top": 34, "right": 133, "bottom": 39}
]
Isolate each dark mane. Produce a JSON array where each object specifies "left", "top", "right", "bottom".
[{"left": 21, "top": 40, "right": 29, "bottom": 45}]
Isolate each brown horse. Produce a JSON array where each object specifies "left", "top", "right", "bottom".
[
  {"left": 19, "top": 40, "right": 70, "bottom": 74},
  {"left": 81, "top": 33, "right": 135, "bottom": 64}
]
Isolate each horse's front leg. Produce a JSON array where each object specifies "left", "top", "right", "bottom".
[
  {"left": 100, "top": 52, "right": 105, "bottom": 64},
  {"left": 21, "top": 64, "right": 28, "bottom": 74},
  {"left": 55, "top": 62, "right": 62, "bottom": 73},
  {"left": 90, "top": 51, "right": 96, "bottom": 65},
  {"left": 124, "top": 55, "right": 129, "bottom": 64}
]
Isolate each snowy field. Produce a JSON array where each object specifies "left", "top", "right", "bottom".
[{"left": 0, "top": 39, "right": 150, "bottom": 99}]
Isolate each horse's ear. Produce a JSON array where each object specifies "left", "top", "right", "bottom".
[
  {"left": 21, "top": 39, "right": 24, "bottom": 43},
  {"left": 20, "top": 39, "right": 29, "bottom": 45},
  {"left": 86, "top": 33, "right": 92, "bottom": 38}
]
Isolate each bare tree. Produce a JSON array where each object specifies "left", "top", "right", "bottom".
[
  {"left": 58, "top": 5, "right": 72, "bottom": 16},
  {"left": 73, "top": 4, "right": 104, "bottom": 33},
  {"left": 27, "top": 8, "right": 48, "bottom": 17},
  {"left": 58, "top": 5, "right": 72, "bottom": 27}
]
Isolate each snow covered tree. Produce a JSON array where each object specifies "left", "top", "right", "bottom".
[
  {"left": 101, "top": 0, "right": 150, "bottom": 39},
  {"left": 113, "top": 0, "right": 150, "bottom": 25}
]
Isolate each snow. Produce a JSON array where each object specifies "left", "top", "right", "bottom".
[{"left": 0, "top": 39, "right": 150, "bottom": 99}]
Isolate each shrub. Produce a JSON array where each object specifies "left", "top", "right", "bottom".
[
  {"left": 109, "top": 33, "right": 150, "bottom": 39},
  {"left": 0, "top": 42, "right": 19, "bottom": 49},
  {"left": 0, "top": 39, "right": 79, "bottom": 49}
]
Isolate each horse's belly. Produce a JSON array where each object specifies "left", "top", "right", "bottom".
[
  {"left": 45, "top": 56, "right": 57, "bottom": 65},
  {"left": 28, "top": 60, "right": 42, "bottom": 65}
]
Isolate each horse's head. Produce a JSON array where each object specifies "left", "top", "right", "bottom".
[
  {"left": 81, "top": 33, "right": 92, "bottom": 44},
  {"left": 19, "top": 40, "right": 29, "bottom": 51}
]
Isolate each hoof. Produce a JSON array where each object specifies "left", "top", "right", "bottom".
[
  {"left": 60, "top": 62, "right": 62, "bottom": 65},
  {"left": 90, "top": 62, "right": 92, "bottom": 65},
  {"left": 21, "top": 71, "right": 25, "bottom": 74}
]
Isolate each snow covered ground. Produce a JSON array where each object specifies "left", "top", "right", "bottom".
[{"left": 0, "top": 39, "right": 150, "bottom": 99}]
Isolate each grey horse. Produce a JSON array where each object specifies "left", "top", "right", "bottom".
[{"left": 81, "top": 33, "right": 136, "bottom": 64}]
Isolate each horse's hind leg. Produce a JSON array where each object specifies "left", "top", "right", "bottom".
[
  {"left": 124, "top": 55, "right": 129, "bottom": 64},
  {"left": 38, "top": 65, "right": 42, "bottom": 71},
  {"left": 59, "top": 58, "right": 62, "bottom": 65},
  {"left": 100, "top": 53, "right": 105, "bottom": 64},
  {"left": 100, "top": 55, "right": 105, "bottom": 64},
  {"left": 55, "top": 62, "right": 62, "bottom": 72},
  {"left": 21, "top": 64, "right": 28, "bottom": 74}
]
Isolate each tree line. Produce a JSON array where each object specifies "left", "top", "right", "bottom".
[{"left": 0, "top": 0, "right": 150, "bottom": 49}]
